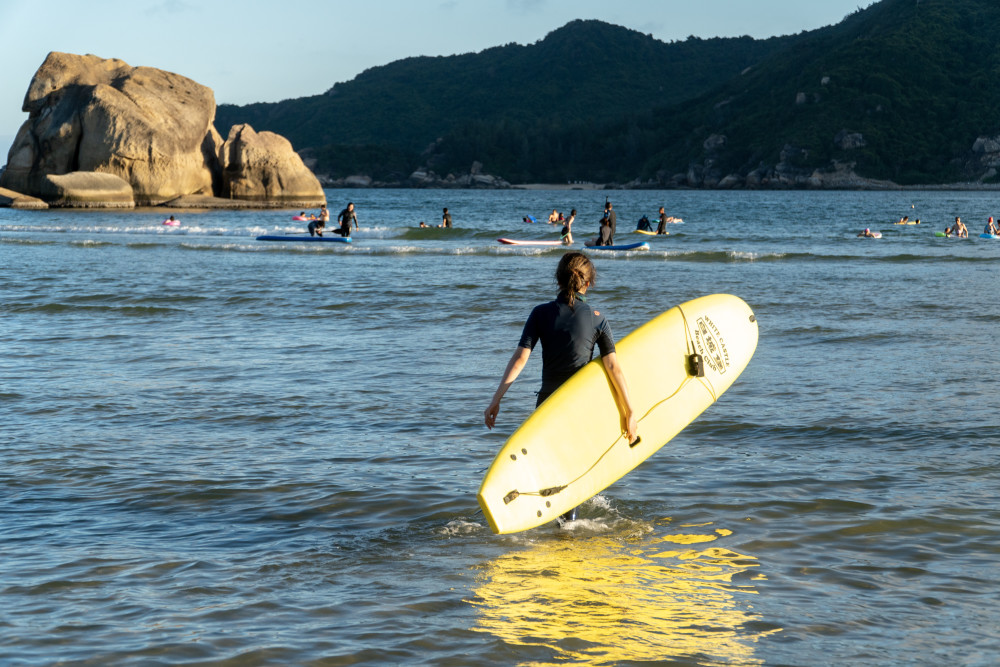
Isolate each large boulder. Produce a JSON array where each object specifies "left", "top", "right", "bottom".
[
  {"left": 39, "top": 171, "right": 134, "bottom": 208},
  {"left": 0, "top": 186, "right": 48, "bottom": 209},
  {"left": 2, "top": 52, "right": 216, "bottom": 205},
  {"left": 1, "top": 52, "right": 323, "bottom": 208},
  {"left": 220, "top": 124, "right": 325, "bottom": 203}
]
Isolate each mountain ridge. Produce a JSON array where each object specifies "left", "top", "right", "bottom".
[{"left": 217, "top": 1, "right": 1000, "bottom": 187}]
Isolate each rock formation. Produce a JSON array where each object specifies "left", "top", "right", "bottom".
[
  {"left": 1, "top": 52, "right": 324, "bottom": 208},
  {"left": 220, "top": 124, "right": 325, "bottom": 202}
]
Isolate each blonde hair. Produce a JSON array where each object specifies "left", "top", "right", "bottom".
[{"left": 556, "top": 252, "right": 595, "bottom": 308}]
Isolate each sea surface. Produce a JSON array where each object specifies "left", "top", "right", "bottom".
[{"left": 2, "top": 189, "right": 999, "bottom": 666}]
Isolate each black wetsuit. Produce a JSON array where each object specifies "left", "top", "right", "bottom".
[
  {"left": 518, "top": 292, "right": 616, "bottom": 405},
  {"left": 606, "top": 209, "right": 617, "bottom": 237},
  {"left": 518, "top": 292, "right": 616, "bottom": 522},
  {"left": 337, "top": 208, "right": 357, "bottom": 237},
  {"left": 598, "top": 218, "right": 613, "bottom": 246},
  {"left": 656, "top": 213, "right": 667, "bottom": 235},
  {"left": 442, "top": 212, "right": 452, "bottom": 228},
  {"left": 308, "top": 220, "right": 324, "bottom": 237}
]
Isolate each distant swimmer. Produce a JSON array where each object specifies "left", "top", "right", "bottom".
[
  {"left": 857, "top": 228, "right": 879, "bottom": 238},
  {"left": 162, "top": 215, "right": 179, "bottom": 226},
  {"left": 419, "top": 221, "right": 428, "bottom": 228},
  {"left": 896, "top": 215, "right": 910, "bottom": 224},
  {"left": 523, "top": 215, "right": 537, "bottom": 224},
  {"left": 337, "top": 202, "right": 358, "bottom": 237},
  {"left": 561, "top": 209, "right": 576, "bottom": 245},
  {"left": 548, "top": 209, "right": 561, "bottom": 224},
  {"left": 439, "top": 207, "right": 452, "bottom": 228},
  {"left": 944, "top": 216, "right": 968, "bottom": 238},
  {"left": 986, "top": 216, "right": 999, "bottom": 236}
]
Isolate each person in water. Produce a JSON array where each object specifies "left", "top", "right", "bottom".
[
  {"left": 604, "top": 201, "right": 617, "bottom": 238},
  {"left": 484, "top": 252, "right": 638, "bottom": 523},
  {"left": 945, "top": 216, "right": 968, "bottom": 238},
  {"left": 636, "top": 215, "right": 652, "bottom": 232},
  {"left": 337, "top": 203, "right": 358, "bottom": 237},
  {"left": 440, "top": 207, "right": 452, "bottom": 228},
  {"left": 561, "top": 209, "right": 576, "bottom": 245},
  {"left": 598, "top": 214, "right": 613, "bottom": 246},
  {"left": 308, "top": 218, "right": 325, "bottom": 236},
  {"left": 986, "top": 216, "right": 999, "bottom": 236},
  {"left": 548, "top": 209, "right": 561, "bottom": 224},
  {"left": 656, "top": 207, "right": 669, "bottom": 235},
  {"left": 857, "top": 228, "right": 877, "bottom": 238}
]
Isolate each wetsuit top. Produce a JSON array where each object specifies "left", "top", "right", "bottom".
[
  {"left": 338, "top": 209, "right": 357, "bottom": 227},
  {"left": 442, "top": 212, "right": 452, "bottom": 228},
  {"left": 518, "top": 293, "right": 616, "bottom": 395},
  {"left": 606, "top": 209, "right": 617, "bottom": 236}
]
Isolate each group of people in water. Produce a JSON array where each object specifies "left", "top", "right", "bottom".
[
  {"left": 523, "top": 202, "right": 678, "bottom": 247},
  {"left": 933, "top": 216, "right": 1000, "bottom": 238},
  {"left": 299, "top": 200, "right": 680, "bottom": 248},
  {"left": 304, "top": 203, "right": 358, "bottom": 238},
  {"left": 857, "top": 215, "right": 1000, "bottom": 238}
]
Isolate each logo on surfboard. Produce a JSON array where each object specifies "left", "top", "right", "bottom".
[{"left": 693, "top": 316, "right": 730, "bottom": 374}]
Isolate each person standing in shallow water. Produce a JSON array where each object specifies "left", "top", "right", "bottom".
[
  {"left": 484, "top": 252, "right": 638, "bottom": 523},
  {"left": 440, "top": 207, "right": 452, "bottom": 228},
  {"left": 337, "top": 202, "right": 358, "bottom": 237}
]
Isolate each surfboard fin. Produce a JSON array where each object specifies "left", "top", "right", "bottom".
[
  {"left": 687, "top": 353, "right": 705, "bottom": 377},
  {"left": 503, "top": 490, "right": 520, "bottom": 504}
]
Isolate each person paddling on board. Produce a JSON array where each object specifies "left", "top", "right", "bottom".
[
  {"left": 484, "top": 252, "right": 638, "bottom": 525},
  {"left": 857, "top": 228, "right": 877, "bottom": 238},
  {"left": 337, "top": 202, "right": 358, "bottom": 237}
]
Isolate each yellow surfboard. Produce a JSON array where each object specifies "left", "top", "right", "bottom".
[{"left": 478, "top": 294, "right": 758, "bottom": 534}]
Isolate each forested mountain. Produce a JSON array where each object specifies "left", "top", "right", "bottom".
[
  {"left": 215, "top": 20, "right": 794, "bottom": 183},
  {"left": 217, "top": 0, "right": 1000, "bottom": 186}
]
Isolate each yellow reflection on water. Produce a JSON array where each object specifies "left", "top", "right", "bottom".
[{"left": 470, "top": 523, "right": 780, "bottom": 666}]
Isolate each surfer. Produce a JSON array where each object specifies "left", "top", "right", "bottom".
[
  {"left": 308, "top": 218, "right": 325, "bottom": 236},
  {"left": 604, "top": 201, "right": 617, "bottom": 238},
  {"left": 484, "top": 252, "right": 638, "bottom": 523},
  {"left": 656, "top": 207, "right": 669, "bottom": 234},
  {"left": 561, "top": 209, "right": 575, "bottom": 245},
  {"left": 337, "top": 203, "right": 358, "bottom": 237},
  {"left": 986, "top": 217, "right": 998, "bottom": 236},
  {"left": 440, "top": 207, "right": 452, "bottom": 228},
  {"left": 636, "top": 215, "right": 652, "bottom": 232},
  {"left": 857, "top": 228, "right": 877, "bottom": 238}
]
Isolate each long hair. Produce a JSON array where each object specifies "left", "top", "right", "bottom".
[{"left": 556, "top": 252, "right": 595, "bottom": 308}]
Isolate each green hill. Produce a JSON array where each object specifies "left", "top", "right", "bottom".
[
  {"left": 217, "top": 0, "right": 1000, "bottom": 186},
  {"left": 625, "top": 0, "right": 1000, "bottom": 185},
  {"left": 215, "top": 20, "right": 794, "bottom": 182}
]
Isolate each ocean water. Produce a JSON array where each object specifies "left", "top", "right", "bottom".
[{"left": 2, "top": 189, "right": 999, "bottom": 666}]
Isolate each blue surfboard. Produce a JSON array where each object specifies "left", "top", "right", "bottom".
[{"left": 256, "top": 235, "right": 352, "bottom": 243}]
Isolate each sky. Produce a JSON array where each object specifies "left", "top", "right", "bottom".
[{"left": 0, "top": 0, "right": 873, "bottom": 160}]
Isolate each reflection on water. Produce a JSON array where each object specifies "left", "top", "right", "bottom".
[{"left": 470, "top": 519, "right": 781, "bottom": 666}]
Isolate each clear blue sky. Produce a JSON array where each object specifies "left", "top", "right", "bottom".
[{"left": 0, "top": 0, "right": 872, "bottom": 160}]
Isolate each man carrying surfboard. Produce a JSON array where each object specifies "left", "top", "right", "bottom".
[{"left": 484, "top": 252, "right": 637, "bottom": 523}]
